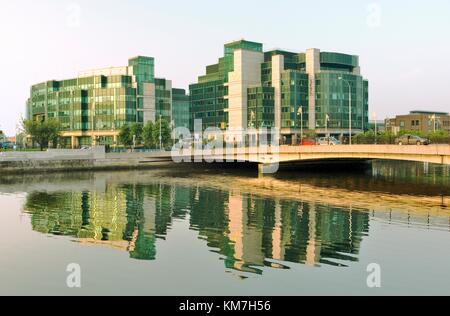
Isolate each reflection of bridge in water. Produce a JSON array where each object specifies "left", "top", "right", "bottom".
[{"left": 20, "top": 167, "right": 450, "bottom": 275}]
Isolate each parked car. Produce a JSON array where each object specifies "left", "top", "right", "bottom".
[
  {"left": 0, "top": 141, "right": 14, "bottom": 150},
  {"left": 317, "top": 137, "right": 342, "bottom": 146},
  {"left": 395, "top": 135, "right": 431, "bottom": 146},
  {"left": 300, "top": 138, "right": 317, "bottom": 146}
]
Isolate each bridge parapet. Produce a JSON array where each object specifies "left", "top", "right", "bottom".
[
  {"left": 278, "top": 144, "right": 450, "bottom": 155},
  {"left": 167, "top": 144, "right": 450, "bottom": 165},
  {"left": 268, "top": 145, "right": 450, "bottom": 165}
]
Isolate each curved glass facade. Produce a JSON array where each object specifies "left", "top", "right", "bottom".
[{"left": 27, "top": 57, "right": 188, "bottom": 148}]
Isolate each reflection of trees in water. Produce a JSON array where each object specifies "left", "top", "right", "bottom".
[
  {"left": 371, "top": 161, "right": 450, "bottom": 195},
  {"left": 272, "top": 161, "right": 450, "bottom": 196},
  {"left": 24, "top": 183, "right": 370, "bottom": 274}
]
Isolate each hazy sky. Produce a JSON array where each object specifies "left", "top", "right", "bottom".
[{"left": 1, "top": 0, "right": 449, "bottom": 135}]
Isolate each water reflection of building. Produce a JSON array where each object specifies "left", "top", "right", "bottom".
[
  {"left": 189, "top": 190, "right": 370, "bottom": 273},
  {"left": 24, "top": 181, "right": 370, "bottom": 273},
  {"left": 25, "top": 184, "right": 177, "bottom": 261},
  {"left": 26, "top": 190, "right": 129, "bottom": 243}
]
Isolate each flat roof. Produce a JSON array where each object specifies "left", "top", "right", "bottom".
[{"left": 410, "top": 110, "right": 449, "bottom": 115}]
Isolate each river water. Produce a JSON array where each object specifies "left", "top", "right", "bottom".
[{"left": 0, "top": 161, "right": 449, "bottom": 295}]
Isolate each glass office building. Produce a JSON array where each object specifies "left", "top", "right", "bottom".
[
  {"left": 26, "top": 56, "right": 188, "bottom": 148},
  {"left": 172, "top": 88, "right": 190, "bottom": 130},
  {"left": 190, "top": 40, "right": 369, "bottom": 144}
]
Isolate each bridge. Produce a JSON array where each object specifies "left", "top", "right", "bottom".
[
  {"left": 252, "top": 144, "right": 450, "bottom": 165},
  {"left": 1, "top": 145, "right": 449, "bottom": 175},
  {"left": 170, "top": 144, "right": 450, "bottom": 169}
]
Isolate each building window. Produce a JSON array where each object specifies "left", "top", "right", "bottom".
[{"left": 400, "top": 121, "right": 405, "bottom": 127}]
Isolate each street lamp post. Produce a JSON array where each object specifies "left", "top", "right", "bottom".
[
  {"left": 159, "top": 115, "right": 163, "bottom": 150},
  {"left": 339, "top": 77, "right": 352, "bottom": 145},
  {"left": 250, "top": 110, "right": 257, "bottom": 145},
  {"left": 430, "top": 115, "right": 437, "bottom": 133},
  {"left": 298, "top": 107, "right": 303, "bottom": 145},
  {"left": 375, "top": 120, "right": 378, "bottom": 144},
  {"left": 250, "top": 110, "right": 256, "bottom": 128},
  {"left": 171, "top": 120, "right": 175, "bottom": 145},
  {"left": 372, "top": 112, "right": 377, "bottom": 144}
]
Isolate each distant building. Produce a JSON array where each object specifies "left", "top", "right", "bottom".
[
  {"left": 0, "top": 134, "right": 15, "bottom": 149},
  {"left": 368, "top": 120, "right": 386, "bottom": 133},
  {"left": 386, "top": 111, "right": 450, "bottom": 134}
]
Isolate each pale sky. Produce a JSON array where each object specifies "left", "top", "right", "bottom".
[{"left": 0, "top": 0, "right": 449, "bottom": 135}]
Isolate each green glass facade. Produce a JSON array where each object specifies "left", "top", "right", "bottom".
[
  {"left": 26, "top": 41, "right": 369, "bottom": 147},
  {"left": 315, "top": 73, "right": 368, "bottom": 130},
  {"left": 190, "top": 64, "right": 230, "bottom": 130},
  {"left": 154, "top": 78, "right": 172, "bottom": 121},
  {"left": 280, "top": 71, "right": 309, "bottom": 129},
  {"left": 247, "top": 51, "right": 310, "bottom": 130},
  {"left": 248, "top": 86, "right": 275, "bottom": 128},
  {"left": 172, "top": 88, "right": 190, "bottom": 129},
  {"left": 26, "top": 56, "right": 188, "bottom": 147},
  {"left": 190, "top": 40, "right": 369, "bottom": 141},
  {"left": 190, "top": 40, "right": 263, "bottom": 131}
]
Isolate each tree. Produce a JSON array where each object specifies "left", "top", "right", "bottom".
[
  {"left": 118, "top": 125, "right": 133, "bottom": 148},
  {"left": 399, "top": 130, "right": 425, "bottom": 137},
  {"left": 0, "top": 129, "right": 5, "bottom": 149},
  {"left": 354, "top": 131, "right": 375, "bottom": 144},
  {"left": 377, "top": 132, "right": 396, "bottom": 144},
  {"left": 23, "top": 119, "right": 61, "bottom": 151},
  {"left": 152, "top": 118, "right": 172, "bottom": 149},
  {"left": 428, "top": 130, "right": 450, "bottom": 144},
  {"left": 142, "top": 121, "right": 156, "bottom": 148},
  {"left": 130, "top": 123, "right": 143, "bottom": 145},
  {"left": 354, "top": 131, "right": 398, "bottom": 144}
]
